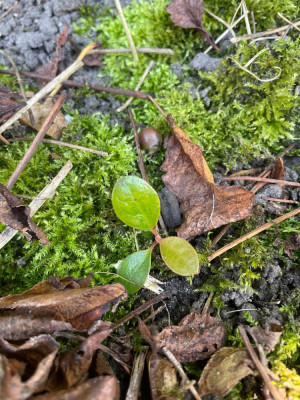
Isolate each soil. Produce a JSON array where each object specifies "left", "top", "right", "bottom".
[{"left": 0, "top": 1, "right": 299, "bottom": 399}]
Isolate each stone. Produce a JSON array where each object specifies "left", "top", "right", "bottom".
[
  {"left": 190, "top": 52, "right": 222, "bottom": 72},
  {"left": 158, "top": 187, "right": 181, "bottom": 229}
]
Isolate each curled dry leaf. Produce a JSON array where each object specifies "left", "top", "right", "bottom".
[
  {"left": 156, "top": 312, "right": 226, "bottom": 362},
  {"left": 199, "top": 347, "right": 254, "bottom": 396},
  {"left": 284, "top": 233, "right": 300, "bottom": 259},
  {"left": 161, "top": 121, "right": 254, "bottom": 240},
  {"left": 166, "top": 0, "right": 219, "bottom": 50},
  {"left": 245, "top": 324, "right": 283, "bottom": 353},
  {"left": 0, "top": 183, "right": 50, "bottom": 245},
  {"left": 0, "top": 277, "right": 127, "bottom": 340},
  {"left": 34, "top": 375, "right": 120, "bottom": 400},
  {"left": 148, "top": 354, "right": 178, "bottom": 400},
  {"left": 271, "top": 157, "right": 285, "bottom": 180}
]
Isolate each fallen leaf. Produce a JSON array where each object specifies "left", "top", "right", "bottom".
[
  {"left": 0, "top": 183, "right": 50, "bottom": 245},
  {"left": 166, "top": 0, "right": 219, "bottom": 50},
  {"left": 0, "top": 277, "right": 127, "bottom": 340},
  {"left": 148, "top": 354, "right": 178, "bottom": 400},
  {"left": 284, "top": 233, "right": 300, "bottom": 259},
  {"left": 245, "top": 324, "right": 283, "bottom": 353},
  {"left": 83, "top": 42, "right": 102, "bottom": 66},
  {"left": 36, "top": 26, "right": 69, "bottom": 89},
  {"left": 271, "top": 158, "right": 285, "bottom": 180},
  {"left": 20, "top": 97, "right": 68, "bottom": 139},
  {"left": 198, "top": 347, "right": 254, "bottom": 396},
  {"left": 156, "top": 312, "right": 226, "bottom": 362},
  {"left": 34, "top": 375, "right": 120, "bottom": 400},
  {"left": 161, "top": 121, "right": 254, "bottom": 240},
  {"left": 0, "top": 86, "right": 25, "bottom": 123}
]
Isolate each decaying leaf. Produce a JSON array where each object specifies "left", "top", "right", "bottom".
[
  {"left": 148, "top": 354, "right": 178, "bottom": 400},
  {"left": 161, "top": 121, "right": 254, "bottom": 240},
  {"left": 36, "top": 25, "right": 69, "bottom": 89},
  {"left": 199, "top": 347, "right": 254, "bottom": 396},
  {"left": 156, "top": 312, "right": 226, "bottom": 362},
  {"left": 284, "top": 233, "right": 300, "bottom": 259},
  {"left": 35, "top": 375, "right": 120, "bottom": 400},
  {"left": 0, "top": 276, "right": 127, "bottom": 340},
  {"left": 0, "top": 183, "right": 50, "bottom": 245},
  {"left": 246, "top": 324, "right": 283, "bottom": 353},
  {"left": 271, "top": 157, "right": 285, "bottom": 180},
  {"left": 0, "top": 86, "right": 25, "bottom": 123},
  {"left": 166, "top": 0, "right": 219, "bottom": 50},
  {"left": 20, "top": 97, "right": 68, "bottom": 139}
]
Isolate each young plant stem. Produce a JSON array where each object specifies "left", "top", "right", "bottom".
[
  {"left": 220, "top": 176, "right": 300, "bottom": 187},
  {"left": 6, "top": 91, "right": 67, "bottom": 190},
  {"left": 208, "top": 207, "right": 300, "bottom": 262},
  {"left": 238, "top": 326, "right": 285, "bottom": 400},
  {"left": 0, "top": 69, "right": 150, "bottom": 99}
]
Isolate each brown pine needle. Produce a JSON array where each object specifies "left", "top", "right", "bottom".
[
  {"left": 208, "top": 208, "right": 300, "bottom": 262},
  {"left": 262, "top": 196, "right": 296, "bottom": 204},
  {"left": 221, "top": 176, "right": 300, "bottom": 187}
]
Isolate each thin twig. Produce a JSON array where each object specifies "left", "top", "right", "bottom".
[
  {"left": 251, "top": 11, "right": 256, "bottom": 34},
  {"left": 277, "top": 13, "right": 300, "bottom": 32},
  {"left": 220, "top": 176, "right": 300, "bottom": 187},
  {"left": 90, "top": 47, "right": 174, "bottom": 55},
  {"left": 6, "top": 92, "right": 67, "bottom": 190},
  {"left": 162, "top": 348, "right": 202, "bottom": 400},
  {"left": 201, "top": 292, "right": 214, "bottom": 314},
  {"left": 8, "top": 137, "right": 109, "bottom": 156},
  {"left": 0, "top": 1, "right": 17, "bottom": 22},
  {"left": 230, "top": 20, "right": 300, "bottom": 43},
  {"left": 0, "top": 59, "right": 83, "bottom": 141},
  {"left": 238, "top": 326, "right": 285, "bottom": 400},
  {"left": 0, "top": 160, "right": 73, "bottom": 249},
  {"left": 262, "top": 196, "right": 296, "bottom": 204},
  {"left": 208, "top": 208, "right": 300, "bottom": 261},
  {"left": 125, "top": 348, "right": 148, "bottom": 400},
  {"left": 147, "top": 96, "right": 168, "bottom": 119},
  {"left": 204, "top": 7, "right": 236, "bottom": 38},
  {"left": 0, "top": 69, "right": 150, "bottom": 100},
  {"left": 114, "top": 0, "right": 138, "bottom": 62},
  {"left": 242, "top": 1, "right": 251, "bottom": 35},
  {"left": 230, "top": 168, "right": 261, "bottom": 177},
  {"left": 117, "top": 60, "right": 155, "bottom": 112}
]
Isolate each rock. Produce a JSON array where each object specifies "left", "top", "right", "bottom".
[
  {"left": 171, "top": 62, "right": 183, "bottom": 77},
  {"left": 199, "top": 86, "right": 211, "bottom": 106},
  {"left": 220, "top": 288, "right": 253, "bottom": 307},
  {"left": 158, "top": 187, "right": 181, "bottom": 229},
  {"left": 283, "top": 166, "right": 298, "bottom": 182},
  {"left": 190, "top": 52, "right": 222, "bottom": 72},
  {"left": 238, "top": 302, "right": 260, "bottom": 324},
  {"left": 255, "top": 184, "right": 284, "bottom": 204},
  {"left": 53, "top": 0, "right": 82, "bottom": 16}
]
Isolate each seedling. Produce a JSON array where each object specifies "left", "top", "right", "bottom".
[{"left": 112, "top": 176, "right": 199, "bottom": 293}]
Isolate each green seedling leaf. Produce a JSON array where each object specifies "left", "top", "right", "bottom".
[
  {"left": 160, "top": 236, "right": 199, "bottom": 276},
  {"left": 112, "top": 176, "right": 160, "bottom": 231},
  {"left": 117, "top": 249, "right": 152, "bottom": 294}
]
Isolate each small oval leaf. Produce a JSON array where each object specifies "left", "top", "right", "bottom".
[
  {"left": 112, "top": 176, "right": 160, "bottom": 231},
  {"left": 160, "top": 237, "right": 199, "bottom": 276},
  {"left": 117, "top": 249, "right": 151, "bottom": 294}
]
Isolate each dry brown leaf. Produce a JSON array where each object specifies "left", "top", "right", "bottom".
[
  {"left": 271, "top": 158, "right": 285, "bottom": 180},
  {"left": 284, "top": 233, "right": 300, "bottom": 259},
  {"left": 246, "top": 324, "right": 283, "bottom": 353},
  {"left": 161, "top": 122, "right": 254, "bottom": 240},
  {"left": 0, "top": 86, "right": 25, "bottom": 123},
  {"left": 148, "top": 354, "right": 178, "bottom": 400},
  {"left": 34, "top": 375, "right": 120, "bottom": 400},
  {"left": 0, "top": 183, "right": 50, "bottom": 245},
  {"left": 156, "top": 312, "right": 226, "bottom": 362},
  {"left": 198, "top": 347, "right": 254, "bottom": 396},
  {"left": 83, "top": 42, "right": 102, "bottom": 66},
  {"left": 0, "top": 278, "right": 127, "bottom": 340},
  {"left": 20, "top": 97, "right": 68, "bottom": 139},
  {"left": 166, "top": 0, "right": 219, "bottom": 50}
]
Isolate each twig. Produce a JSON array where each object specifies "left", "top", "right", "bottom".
[
  {"left": 117, "top": 60, "right": 155, "bottom": 112},
  {"left": 262, "top": 196, "right": 296, "bottom": 204},
  {"left": 6, "top": 92, "right": 67, "bottom": 190},
  {"left": 0, "top": 59, "right": 83, "bottom": 141},
  {"left": 0, "top": 69, "right": 150, "bottom": 100},
  {"left": 277, "top": 13, "right": 300, "bottom": 32},
  {"left": 230, "top": 168, "right": 260, "bottom": 177},
  {"left": 114, "top": 0, "right": 138, "bottom": 62},
  {"left": 98, "top": 343, "right": 131, "bottom": 374},
  {"left": 251, "top": 11, "right": 256, "bottom": 34},
  {"left": 238, "top": 326, "right": 285, "bottom": 400},
  {"left": 125, "top": 348, "right": 148, "bottom": 400},
  {"left": 201, "top": 292, "right": 214, "bottom": 314},
  {"left": 0, "top": 1, "right": 17, "bottom": 22},
  {"left": 242, "top": 1, "right": 251, "bottom": 35},
  {"left": 8, "top": 137, "right": 109, "bottom": 156},
  {"left": 0, "top": 160, "right": 73, "bottom": 249},
  {"left": 208, "top": 208, "right": 300, "bottom": 261},
  {"left": 204, "top": 7, "right": 236, "bottom": 38},
  {"left": 162, "top": 348, "right": 202, "bottom": 400},
  {"left": 230, "top": 20, "right": 300, "bottom": 43},
  {"left": 90, "top": 47, "right": 174, "bottom": 55},
  {"left": 147, "top": 96, "right": 168, "bottom": 119},
  {"left": 220, "top": 176, "right": 300, "bottom": 187},
  {"left": 129, "top": 110, "right": 168, "bottom": 236},
  {"left": 251, "top": 170, "right": 271, "bottom": 194}
]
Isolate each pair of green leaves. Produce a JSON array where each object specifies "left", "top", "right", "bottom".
[{"left": 112, "top": 176, "right": 199, "bottom": 293}]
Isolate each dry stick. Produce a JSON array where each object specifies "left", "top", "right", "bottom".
[
  {"left": 114, "top": 0, "right": 138, "bottom": 62},
  {"left": 220, "top": 176, "right": 300, "bottom": 187},
  {"left": 262, "top": 196, "right": 296, "bottom": 204},
  {"left": 204, "top": 7, "right": 236, "bottom": 39},
  {"left": 251, "top": 11, "right": 256, "bottom": 34},
  {"left": 147, "top": 95, "right": 168, "bottom": 119},
  {"left": 230, "top": 168, "right": 260, "bottom": 177},
  {"left": 0, "top": 59, "right": 83, "bottom": 143},
  {"left": 208, "top": 208, "right": 300, "bottom": 262},
  {"left": 0, "top": 50, "right": 35, "bottom": 127},
  {"left": 90, "top": 47, "right": 174, "bottom": 55},
  {"left": 129, "top": 110, "right": 168, "bottom": 236},
  {"left": 238, "top": 326, "right": 285, "bottom": 400},
  {"left": 201, "top": 292, "right": 214, "bottom": 314},
  {"left": 231, "top": 20, "right": 300, "bottom": 43},
  {"left": 277, "top": 13, "right": 300, "bottom": 32},
  {"left": 6, "top": 92, "right": 67, "bottom": 190},
  {"left": 242, "top": 0, "right": 251, "bottom": 35},
  {"left": 0, "top": 160, "right": 73, "bottom": 249},
  {"left": 0, "top": 69, "right": 150, "bottom": 100},
  {"left": 8, "top": 137, "right": 109, "bottom": 157},
  {"left": 162, "top": 348, "right": 202, "bottom": 400},
  {"left": 0, "top": 1, "right": 17, "bottom": 22},
  {"left": 125, "top": 348, "right": 148, "bottom": 400},
  {"left": 117, "top": 60, "right": 155, "bottom": 112}
]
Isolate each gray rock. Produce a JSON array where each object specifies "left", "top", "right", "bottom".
[
  {"left": 39, "top": 17, "right": 58, "bottom": 35},
  {"left": 171, "top": 62, "right": 183, "bottom": 77},
  {"left": 255, "top": 184, "right": 284, "bottom": 204},
  {"left": 158, "top": 187, "right": 181, "bottom": 229},
  {"left": 53, "top": 0, "right": 82, "bottom": 16},
  {"left": 221, "top": 288, "right": 253, "bottom": 307},
  {"left": 284, "top": 166, "right": 298, "bottom": 182},
  {"left": 190, "top": 52, "right": 222, "bottom": 72},
  {"left": 291, "top": 188, "right": 300, "bottom": 201},
  {"left": 263, "top": 262, "right": 281, "bottom": 284},
  {"left": 199, "top": 86, "right": 211, "bottom": 106}
]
